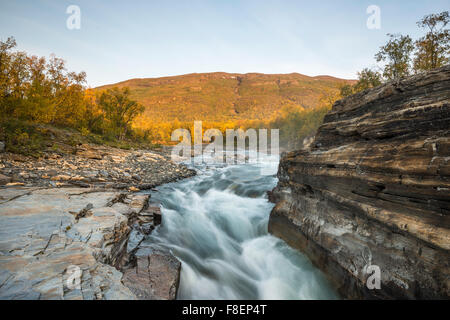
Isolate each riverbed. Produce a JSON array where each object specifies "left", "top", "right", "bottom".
[{"left": 142, "top": 153, "right": 338, "bottom": 300}]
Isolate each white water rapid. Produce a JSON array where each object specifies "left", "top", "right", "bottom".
[{"left": 142, "top": 153, "right": 338, "bottom": 300}]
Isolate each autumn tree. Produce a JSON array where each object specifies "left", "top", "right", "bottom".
[
  {"left": 0, "top": 38, "right": 35, "bottom": 119},
  {"left": 98, "top": 87, "right": 144, "bottom": 140},
  {"left": 354, "top": 68, "right": 382, "bottom": 91},
  {"left": 0, "top": 37, "right": 18, "bottom": 109},
  {"left": 45, "top": 55, "right": 87, "bottom": 125},
  {"left": 7, "top": 51, "right": 29, "bottom": 101},
  {"left": 339, "top": 84, "right": 354, "bottom": 98},
  {"left": 375, "top": 34, "right": 414, "bottom": 80},
  {"left": 0, "top": 36, "right": 156, "bottom": 150},
  {"left": 413, "top": 11, "right": 450, "bottom": 72},
  {"left": 340, "top": 68, "right": 383, "bottom": 97},
  {"left": 81, "top": 89, "right": 104, "bottom": 133}
]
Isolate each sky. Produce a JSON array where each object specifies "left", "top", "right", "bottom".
[{"left": 0, "top": 0, "right": 449, "bottom": 87}]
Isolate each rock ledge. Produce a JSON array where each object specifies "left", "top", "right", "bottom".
[
  {"left": 0, "top": 187, "right": 181, "bottom": 300},
  {"left": 269, "top": 66, "right": 450, "bottom": 299}
]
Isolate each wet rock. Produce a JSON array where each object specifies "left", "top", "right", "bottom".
[
  {"left": 126, "top": 229, "right": 145, "bottom": 253},
  {"left": 122, "top": 248, "right": 181, "bottom": 300},
  {"left": 138, "top": 204, "right": 161, "bottom": 225},
  {"left": 126, "top": 194, "right": 149, "bottom": 213},
  {"left": 140, "top": 223, "right": 154, "bottom": 235},
  {"left": 0, "top": 174, "right": 12, "bottom": 186}
]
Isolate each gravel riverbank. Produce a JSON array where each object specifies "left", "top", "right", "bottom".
[
  {"left": 0, "top": 144, "right": 195, "bottom": 190},
  {"left": 0, "top": 144, "right": 196, "bottom": 300}
]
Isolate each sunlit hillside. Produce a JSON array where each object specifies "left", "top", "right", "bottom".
[{"left": 97, "top": 72, "right": 355, "bottom": 124}]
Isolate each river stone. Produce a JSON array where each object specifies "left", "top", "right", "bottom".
[
  {"left": 0, "top": 141, "right": 196, "bottom": 191},
  {"left": 126, "top": 229, "right": 145, "bottom": 253},
  {"left": 0, "top": 174, "right": 12, "bottom": 186},
  {"left": 76, "top": 146, "right": 103, "bottom": 160},
  {"left": 122, "top": 247, "right": 181, "bottom": 300}
]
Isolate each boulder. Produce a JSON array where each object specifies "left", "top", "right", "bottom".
[
  {"left": 76, "top": 146, "right": 103, "bottom": 160},
  {"left": 122, "top": 247, "right": 181, "bottom": 300},
  {"left": 0, "top": 174, "right": 12, "bottom": 186}
]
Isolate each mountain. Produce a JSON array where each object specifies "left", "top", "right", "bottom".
[{"left": 96, "top": 72, "right": 355, "bottom": 124}]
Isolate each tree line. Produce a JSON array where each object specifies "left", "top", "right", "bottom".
[
  {"left": 0, "top": 35, "right": 335, "bottom": 151},
  {"left": 0, "top": 37, "right": 146, "bottom": 147},
  {"left": 341, "top": 11, "right": 449, "bottom": 97}
]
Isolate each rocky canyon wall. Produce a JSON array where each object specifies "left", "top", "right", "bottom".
[{"left": 269, "top": 66, "right": 450, "bottom": 299}]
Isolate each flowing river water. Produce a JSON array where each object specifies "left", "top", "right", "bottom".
[{"left": 142, "top": 153, "right": 338, "bottom": 299}]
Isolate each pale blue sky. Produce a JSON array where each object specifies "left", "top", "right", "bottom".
[{"left": 1, "top": 0, "right": 448, "bottom": 87}]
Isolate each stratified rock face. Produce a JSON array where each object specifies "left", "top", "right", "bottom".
[{"left": 269, "top": 66, "right": 450, "bottom": 299}]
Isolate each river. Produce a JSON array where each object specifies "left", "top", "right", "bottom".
[{"left": 142, "top": 152, "right": 338, "bottom": 300}]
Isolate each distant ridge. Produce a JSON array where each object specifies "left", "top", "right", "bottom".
[{"left": 96, "top": 72, "right": 355, "bottom": 124}]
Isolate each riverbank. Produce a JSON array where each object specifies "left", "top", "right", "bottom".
[
  {"left": 0, "top": 144, "right": 195, "bottom": 300},
  {"left": 269, "top": 66, "right": 450, "bottom": 299},
  {"left": 0, "top": 143, "right": 195, "bottom": 190}
]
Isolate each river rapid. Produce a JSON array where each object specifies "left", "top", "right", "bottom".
[{"left": 142, "top": 153, "right": 338, "bottom": 300}]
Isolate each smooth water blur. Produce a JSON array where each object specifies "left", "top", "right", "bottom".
[{"left": 142, "top": 153, "right": 338, "bottom": 300}]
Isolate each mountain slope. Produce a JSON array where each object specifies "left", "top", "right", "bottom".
[{"left": 97, "top": 72, "right": 355, "bottom": 124}]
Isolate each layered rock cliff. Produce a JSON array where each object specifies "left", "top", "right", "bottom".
[{"left": 269, "top": 66, "right": 450, "bottom": 299}]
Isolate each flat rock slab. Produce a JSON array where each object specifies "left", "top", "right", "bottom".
[
  {"left": 0, "top": 187, "right": 136, "bottom": 300},
  {"left": 122, "top": 247, "right": 181, "bottom": 300}
]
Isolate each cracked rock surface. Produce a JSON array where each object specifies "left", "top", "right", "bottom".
[{"left": 0, "top": 187, "right": 181, "bottom": 300}]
